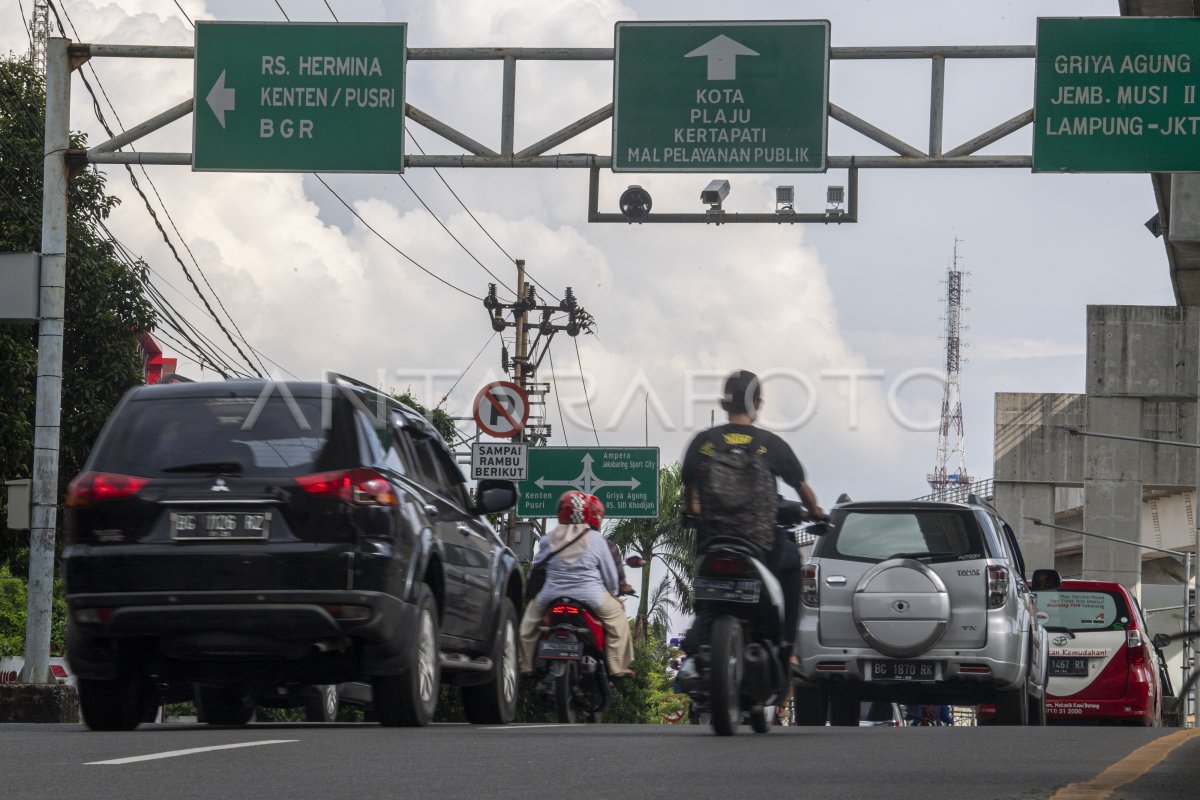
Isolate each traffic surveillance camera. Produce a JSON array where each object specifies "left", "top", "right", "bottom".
[
  {"left": 701, "top": 179, "right": 730, "bottom": 208},
  {"left": 619, "top": 185, "right": 653, "bottom": 221}
]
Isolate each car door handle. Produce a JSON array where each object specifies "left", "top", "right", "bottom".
[
  {"left": 825, "top": 576, "right": 847, "bottom": 586},
  {"left": 423, "top": 504, "right": 439, "bottom": 519}
]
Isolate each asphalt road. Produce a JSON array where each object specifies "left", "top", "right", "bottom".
[{"left": 1, "top": 721, "right": 1197, "bottom": 800}]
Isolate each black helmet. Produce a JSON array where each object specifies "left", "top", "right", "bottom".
[{"left": 720, "top": 369, "right": 761, "bottom": 415}]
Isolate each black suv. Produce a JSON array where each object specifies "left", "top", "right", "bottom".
[{"left": 64, "top": 374, "right": 522, "bottom": 730}]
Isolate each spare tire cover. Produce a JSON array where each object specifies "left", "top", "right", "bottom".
[{"left": 852, "top": 558, "right": 950, "bottom": 658}]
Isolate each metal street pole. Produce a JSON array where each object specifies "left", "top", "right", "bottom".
[
  {"left": 21, "top": 37, "right": 70, "bottom": 685},
  {"left": 1028, "top": 517, "right": 1195, "bottom": 728}
]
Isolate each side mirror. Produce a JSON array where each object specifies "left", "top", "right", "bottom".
[
  {"left": 1153, "top": 632, "right": 1171, "bottom": 650},
  {"left": 806, "top": 521, "right": 831, "bottom": 536},
  {"left": 473, "top": 479, "right": 517, "bottom": 515},
  {"left": 625, "top": 555, "right": 645, "bottom": 569},
  {"left": 1030, "top": 568, "right": 1062, "bottom": 591}
]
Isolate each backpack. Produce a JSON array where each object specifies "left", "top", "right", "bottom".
[{"left": 698, "top": 429, "right": 778, "bottom": 552}]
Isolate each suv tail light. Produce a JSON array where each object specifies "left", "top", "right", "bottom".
[
  {"left": 65, "top": 472, "right": 149, "bottom": 507},
  {"left": 801, "top": 563, "right": 820, "bottom": 608},
  {"left": 1126, "top": 628, "right": 1146, "bottom": 664},
  {"left": 295, "top": 469, "right": 398, "bottom": 506},
  {"left": 986, "top": 565, "right": 1009, "bottom": 609}
]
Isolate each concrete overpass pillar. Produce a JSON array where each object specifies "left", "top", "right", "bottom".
[
  {"left": 993, "top": 481, "right": 1055, "bottom": 573},
  {"left": 1082, "top": 396, "right": 1143, "bottom": 592}
]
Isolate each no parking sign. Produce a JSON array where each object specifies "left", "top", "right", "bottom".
[{"left": 473, "top": 381, "right": 529, "bottom": 438}]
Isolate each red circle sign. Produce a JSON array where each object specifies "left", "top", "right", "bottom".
[{"left": 473, "top": 381, "right": 529, "bottom": 438}]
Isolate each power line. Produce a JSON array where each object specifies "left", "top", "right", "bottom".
[
  {"left": 546, "top": 341, "right": 568, "bottom": 446},
  {"left": 400, "top": 173, "right": 515, "bottom": 296},
  {"left": 573, "top": 337, "right": 600, "bottom": 446},
  {"left": 438, "top": 331, "right": 497, "bottom": 406},
  {"left": 170, "top": 0, "right": 193, "bottom": 26},
  {"left": 49, "top": 0, "right": 266, "bottom": 377},
  {"left": 272, "top": 0, "right": 291, "bottom": 22},
  {"left": 321, "top": 0, "right": 339, "bottom": 23},
  {"left": 313, "top": 175, "right": 482, "bottom": 300},
  {"left": 15, "top": 0, "right": 34, "bottom": 53}
]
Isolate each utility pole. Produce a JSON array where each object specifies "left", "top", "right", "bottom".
[
  {"left": 21, "top": 37, "right": 69, "bottom": 685},
  {"left": 482, "top": 261, "right": 593, "bottom": 547}
]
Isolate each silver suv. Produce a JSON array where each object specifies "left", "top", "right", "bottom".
[{"left": 792, "top": 496, "right": 1050, "bottom": 726}]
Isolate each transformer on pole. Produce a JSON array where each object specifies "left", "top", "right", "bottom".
[{"left": 927, "top": 240, "right": 971, "bottom": 497}]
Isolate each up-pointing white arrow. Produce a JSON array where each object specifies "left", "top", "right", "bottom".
[
  {"left": 206, "top": 69, "right": 236, "bottom": 129},
  {"left": 684, "top": 34, "right": 760, "bottom": 81}
]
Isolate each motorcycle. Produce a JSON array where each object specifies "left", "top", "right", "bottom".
[
  {"left": 533, "top": 571, "right": 638, "bottom": 724},
  {"left": 680, "top": 500, "right": 809, "bottom": 736}
]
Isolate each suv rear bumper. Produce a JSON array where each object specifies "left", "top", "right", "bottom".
[
  {"left": 67, "top": 589, "right": 417, "bottom": 680},
  {"left": 794, "top": 647, "right": 1027, "bottom": 702}
]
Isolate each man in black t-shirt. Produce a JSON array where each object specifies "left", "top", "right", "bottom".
[{"left": 679, "top": 369, "right": 824, "bottom": 663}]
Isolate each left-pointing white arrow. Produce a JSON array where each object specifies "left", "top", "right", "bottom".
[{"left": 206, "top": 69, "right": 236, "bottom": 129}]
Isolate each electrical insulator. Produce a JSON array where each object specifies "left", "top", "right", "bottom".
[
  {"left": 501, "top": 345, "right": 510, "bottom": 372},
  {"left": 561, "top": 287, "right": 577, "bottom": 311},
  {"left": 483, "top": 283, "right": 499, "bottom": 310},
  {"left": 492, "top": 312, "right": 506, "bottom": 332}
]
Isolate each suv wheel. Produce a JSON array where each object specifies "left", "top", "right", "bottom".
[
  {"left": 792, "top": 685, "right": 828, "bottom": 726},
  {"left": 373, "top": 584, "right": 440, "bottom": 727},
  {"left": 1027, "top": 688, "right": 1047, "bottom": 726},
  {"left": 994, "top": 685, "right": 1029, "bottom": 725},
  {"left": 828, "top": 687, "right": 860, "bottom": 726},
  {"left": 304, "top": 684, "right": 339, "bottom": 723},
  {"left": 196, "top": 685, "right": 256, "bottom": 725},
  {"left": 79, "top": 673, "right": 147, "bottom": 731},
  {"left": 462, "top": 599, "right": 519, "bottom": 724}
]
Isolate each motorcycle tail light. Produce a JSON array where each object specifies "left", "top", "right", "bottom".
[
  {"left": 707, "top": 556, "right": 749, "bottom": 576},
  {"left": 551, "top": 604, "right": 579, "bottom": 616},
  {"left": 801, "top": 563, "right": 820, "bottom": 608},
  {"left": 986, "top": 565, "right": 1009, "bottom": 609}
]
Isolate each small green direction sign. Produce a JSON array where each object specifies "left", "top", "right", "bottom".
[
  {"left": 517, "top": 447, "right": 660, "bottom": 519},
  {"left": 1034, "top": 17, "right": 1200, "bottom": 172},
  {"left": 612, "top": 21, "right": 830, "bottom": 173},
  {"left": 193, "top": 22, "right": 406, "bottom": 172}
]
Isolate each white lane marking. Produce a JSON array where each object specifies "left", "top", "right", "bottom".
[
  {"left": 482, "top": 724, "right": 582, "bottom": 730},
  {"left": 87, "top": 739, "right": 297, "bottom": 765}
]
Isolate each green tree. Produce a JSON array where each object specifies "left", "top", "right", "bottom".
[
  {"left": 0, "top": 57, "right": 156, "bottom": 573},
  {"left": 608, "top": 462, "right": 694, "bottom": 643},
  {"left": 391, "top": 389, "right": 456, "bottom": 443}
]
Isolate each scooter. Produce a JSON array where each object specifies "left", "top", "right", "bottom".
[
  {"left": 680, "top": 501, "right": 808, "bottom": 736},
  {"left": 533, "top": 575, "right": 637, "bottom": 724}
]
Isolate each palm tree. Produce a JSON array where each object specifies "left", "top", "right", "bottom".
[{"left": 607, "top": 462, "right": 694, "bottom": 644}]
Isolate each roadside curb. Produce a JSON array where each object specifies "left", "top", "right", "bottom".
[{"left": 0, "top": 684, "right": 81, "bottom": 723}]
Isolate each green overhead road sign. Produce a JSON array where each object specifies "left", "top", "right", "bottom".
[
  {"left": 193, "top": 22, "right": 406, "bottom": 172},
  {"left": 612, "top": 21, "right": 830, "bottom": 173},
  {"left": 1035, "top": 17, "right": 1200, "bottom": 172},
  {"left": 517, "top": 447, "right": 660, "bottom": 519}
]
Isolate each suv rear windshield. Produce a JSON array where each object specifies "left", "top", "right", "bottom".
[
  {"left": 1035, "top": 589, "right": 1131, "bottom": 633},
  {"left": 824, "top": 509, "right": 986, "bottom": 564},
  {"left": 91, "top": 395, "right": 356, "bottom": 478}
]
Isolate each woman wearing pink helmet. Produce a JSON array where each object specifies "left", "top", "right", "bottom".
[{"left": 517, "top": 490, "right": 635, "bottom": 678}]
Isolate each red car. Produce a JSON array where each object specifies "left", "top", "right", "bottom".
[{"left": 1033, "top": 579, "right": 1163, "bottom": 726}]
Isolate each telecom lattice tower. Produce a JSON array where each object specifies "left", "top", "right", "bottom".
[
  {"left": 927, "top": 241, "right": 971, "bottom": 497},
  {"left": 30, "top": 1, "right": 49, "bottom": 76}
]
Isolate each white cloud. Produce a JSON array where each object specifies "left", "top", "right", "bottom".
[{"left": 1, "top": 0, "right": 1179, "bottom": 514}]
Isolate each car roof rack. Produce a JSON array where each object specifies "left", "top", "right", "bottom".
[{"left": 324, "top": 372, "right": 435, "bottom": 435}]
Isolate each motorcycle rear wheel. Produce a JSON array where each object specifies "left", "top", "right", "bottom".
[
  {"left": 709, "top": 615, "right": 744, "bottom": 737},
  {"left": 553, "top": 661, "right": 580, "bottom": 724}
]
